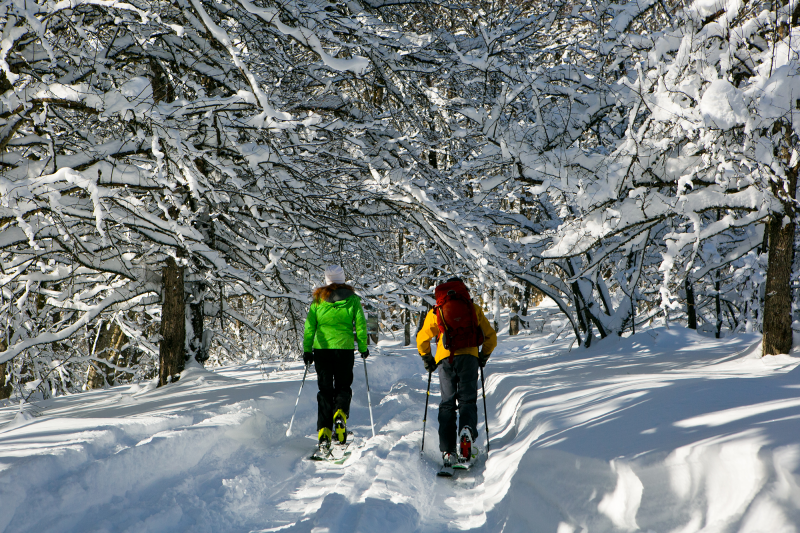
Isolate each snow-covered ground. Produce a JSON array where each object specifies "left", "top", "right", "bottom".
[{"left": 2, "top": 313, "right": 800, "bottom": 532}]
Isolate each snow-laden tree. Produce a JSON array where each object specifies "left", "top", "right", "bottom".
[
  {"left": 379, "top": 0, "right": 670, "bottom": 344},
  {"left": 2, "top": 0, "right": 798, "bottom": 401},
  {"left": 526, "top": 0, "right": 799, "bottom": 349},
  {"left": 0, "top": 0, "right": 487, "bottom": 396},
  {"left": 399, "top": 0, "right": 798, "bottom": 351}
]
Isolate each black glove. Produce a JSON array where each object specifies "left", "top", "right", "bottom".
[
  {"left": 303, "top": 351, "right": 313, "bottom": 366},
  {"left": 422, "top": 354, "right": 438, "bottom": 373},
  {"left": 478, "top": 351, "right": 490, "bottom": 368},
  {"left": 361, "top": 350, "right": 369, "bottom": 359}
]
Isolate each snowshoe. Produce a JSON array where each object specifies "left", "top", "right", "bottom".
[
  {"left": 310, "top": 428, "right": 332, "bottom": 460},
  {"left": 437, "top": 451, "right": 455, "bottom": 477},
  {"left": 333, "top": 409, "right": 347, "bottom": 444},
  {"left": 310, "top": 430, "right": 361, "bottom": 464}
]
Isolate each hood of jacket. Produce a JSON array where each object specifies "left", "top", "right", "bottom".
[{"left": 323, "top": 287, "right": 354, "bottom": 304}]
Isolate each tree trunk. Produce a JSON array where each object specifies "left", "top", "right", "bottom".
[
  {"left": 564, "top": 260, "right": 588, "bottom": 335},
  {"left": 378, "top": 310, "right": 385, "bottom": 344},
  {"left": 0, "top": 361, "right": 11, "bottom": 400},
  {"left": 403, "top": 294, "right": 411, "bottom": 346},
  {"left": 576, "top": 282, "right": 608, "bottom": 338},
  {"left": 685, "top": 277, "right": 697, "bottom": 329},
  {"left": 87, "top": 320, "right": 128, "bottom": 389},
  {"left": 583, "top": 307, "right": 594, "bottom": 348},
  {"left": 159, "top": 257, "right": 186, "bottom": 385},
  {"left": 763, "top": 214, "right": 795, "bottom": 355},
  {"left": 188, "top": 281, "right": 208, "bottom": 364},
  {"left": 521, "top": 282, "right": 531, "bottom": 329},
  {"left": 509, "top": 286, "right": 521, "bottom": 336},
  {"left": 399, "top": 230, "right": 411, "bottom": 347},
  {"left": 367, "top": 306, "right": 379, "bottom": 345},
  {"left": 764, "top": 120, "right": 799, "bottom": 355},
  {"left": 491, "top": 288, "right": 499, "bottom": 333},
  {"left": 0, "top": 335, "right": 11, "bottom": 400},
  {"left": 715, "top": 276, "right": 723, "bottom": 339}
]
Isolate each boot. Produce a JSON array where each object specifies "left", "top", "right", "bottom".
[
  {"left": 318, "top": 427, "right": 332, "bottom": 453},
  {"left": 333, "top": 409, "right": 347, "bottom": 444},
  {"left": 458, "top": 427, "right": 473, "bottom": 462}
]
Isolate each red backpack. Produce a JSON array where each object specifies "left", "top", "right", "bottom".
[{"left": 433, "top": 280, "right": 485, "bottom": 351}]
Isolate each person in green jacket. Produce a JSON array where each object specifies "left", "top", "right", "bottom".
[{"left": 303, "top": 265, "right": 369, "bottom": 451}]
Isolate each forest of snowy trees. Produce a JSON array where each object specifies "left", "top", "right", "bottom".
[{"left": 0, "top": 0, "right": 798, "bottom": 400}]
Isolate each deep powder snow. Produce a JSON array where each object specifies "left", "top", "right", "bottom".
[{"left": 2, "top": 317, "right": 800, "bottom": 532}]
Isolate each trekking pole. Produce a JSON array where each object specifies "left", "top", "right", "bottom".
[
  {"left": 285, "top": 364, "right": 309, "bottom": 437},
  {"left": 421, "top": 371, "right": 432, "bottom": 453},
  {"left": 363, "top": 358, "right": 375, "bottom": 437},
  {"left": 480, "top": 365, "right": 490, "bottom": 452}
]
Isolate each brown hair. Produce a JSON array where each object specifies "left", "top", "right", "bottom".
[{"left": 312, "top": 283, "right": 355, "bottom": 303}]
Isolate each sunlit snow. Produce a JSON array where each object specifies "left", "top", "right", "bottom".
[{"left": 2, "top": 315, "right": 799, "bottom": 532}]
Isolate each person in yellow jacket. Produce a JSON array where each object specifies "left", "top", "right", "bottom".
[{"left": 417, "top": 278, "right": 497, "bottom": 466}]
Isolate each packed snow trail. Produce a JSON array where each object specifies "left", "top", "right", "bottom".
[{"left": 2, "top": 322, "right": 800, "bottom": 532}]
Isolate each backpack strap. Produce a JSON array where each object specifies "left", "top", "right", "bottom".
[
  {"left": 435, "top": 306, "right": 457, "bottom": 363},
  {"left": 434, "top": 305, "right": 446, "bottom": 328},
  {"left": 434, "top": 305, "right": 450, "bottom": 350}
]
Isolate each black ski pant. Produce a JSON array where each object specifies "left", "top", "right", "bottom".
[
  {"left": 437, "top": 354, "right": 479, "bottom": 452},
  {"left": 314, "top": 349, "right": 354, "bottom": 431}
]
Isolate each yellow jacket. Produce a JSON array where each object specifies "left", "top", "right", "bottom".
[{"left": 417, "top": 304, "right": 497, "bottom": 363}]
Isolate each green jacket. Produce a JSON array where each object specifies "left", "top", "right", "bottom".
[{"left": 303, "top": 292, "right": 368, "bottom": 353}]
